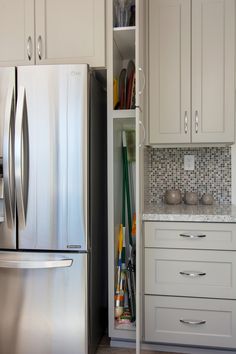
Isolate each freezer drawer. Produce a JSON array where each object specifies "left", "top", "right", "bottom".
[{"left": 0, "top": 252, "right": 87, "bottom": 354}]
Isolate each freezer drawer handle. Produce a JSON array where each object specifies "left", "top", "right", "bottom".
[
  {"left": 3, "top": 86, "right": 15, "bottom": 228},
  {"left": 0, "top": 259, "right": 73, "bottom": 269},
  {"left": 179, "top": 233, "right": 206, "bottom": 239},
  {"left": 180, "top": 319, "right": 206, "bottom": 325},
  {"left": 180, "top": 271, "right": 206, "bottom": 277}
]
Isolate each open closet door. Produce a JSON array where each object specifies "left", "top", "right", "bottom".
[{"left": 135, "top": 0, "right": 147, "bottom": 353}]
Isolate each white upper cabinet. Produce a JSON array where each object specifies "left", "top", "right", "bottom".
[
  {"left": 0, "top": 0, "right": 35, "bottom": 66},
  {"left": 149, "top": 0, "right": 191, "bottom": 144},
  {"left": 149, "top": 0, "right": 235, "bottom": 145},
  {"left": 0, "top": 0, "right": 106, "bottom": 68},
  {"left": 35, "top": 0, "right": 105, "bottom": 67},
  {"left": 192, "top": 0, "right": 235, "bottom": 143}
]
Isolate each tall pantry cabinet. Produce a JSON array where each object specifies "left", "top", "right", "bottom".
[
  {"left": 108, "top": 0, "right": 236, "bottom": 353},
  {"left": 106, "top": 0, "right": 145, "bottom": 351},
  {"left": 0, "top": 0, "right": 105, "bottom": 67}
]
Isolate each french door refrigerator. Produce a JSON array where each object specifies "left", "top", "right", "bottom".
[{"left": 0, "top": 65, "right": 107, "bottom": 354}]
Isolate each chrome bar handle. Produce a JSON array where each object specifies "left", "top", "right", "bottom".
[
  {"left": 195, "top": 110, "right": 199, "bottom": 133},
  {"left": 180, "top": 319, "right": 206, "bottom": 325},
  {"left": 3, "top": 86, "right": 15, "bottom": 228},
  {"left": 0, "top": 259, "right": 73, "bottom": 269},
  {"left": 180, "top": 271, "right": 206, "bottom": 277},
  {"left": 15, "top": 87, "right": 29, "bottom": 230},
  {"left": 27, "top": 36, "right": 32, "bottom": 61},
  {"left": 184, "top": 111, "right": 188, "bottom": 134},
  {"left": 179, "top": 233, "right": 206, "bottom": 239},
  {"left": 139, "top": 120, "right": 146, "bottom": 147},
  {"left": 138, "top": 67, "right": 146, "bottom": 95},
  {"left": 37, "top": 35, "right": 42, "bottom": 60}
]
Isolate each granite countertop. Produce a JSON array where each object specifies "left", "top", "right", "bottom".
[{"left": 143, "top": 203, "right": 236, "bottom": 223}]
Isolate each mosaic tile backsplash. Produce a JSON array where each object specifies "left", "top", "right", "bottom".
[{"left": 144, "top": 147, "right": 231, "bottom": 205}]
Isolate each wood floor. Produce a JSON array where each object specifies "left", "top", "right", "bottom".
[
  {"left": 96, "top": 337, "right": 180, "bottom": 354},
  {"left": 96, "top": 346, "right": 179, "bottom": 354}
]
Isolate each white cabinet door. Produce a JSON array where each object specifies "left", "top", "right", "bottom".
[
  {"left": 192, "top": 0, "right": 235, "bottom": 143},
  {"left": 35, "top": 0, "right": 106, "bottom": 67},
  {"left": 0, "top": 0, "right": 35, "bottom": 66},
  {"left": 149, "top": 0, "right": 191, "bottom": 144}
]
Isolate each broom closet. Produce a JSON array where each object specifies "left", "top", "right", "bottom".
[{"left": 107, "top": 0, "right": 146, "bottom": 352}]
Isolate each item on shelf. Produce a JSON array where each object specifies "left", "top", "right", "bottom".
[
  {"left": 126, "top": 60, "right": 135, "bottom": 109},
  {"left": 114, "top": 0, "right": 133, "bottom": 27},
  {"left": 165, "top": 189, "right": 182, "bottom": 205},
  {"left": 201, "top": 193, "right": 214, "bottom": 205},
  {"left": 119, "top": 68, "right": 127, "bottom": 109},
  {"left": 115, "top": 61, "right": 136, "bottom": 110},
  {"left": 130, "top": 73, "right": 136, "bottom": 109},
  {"left": 184, "top": 191, "right": 198, "bottom": 205},
  {"left": 113, "top": 78, "right": 119, "bottom": 109}
]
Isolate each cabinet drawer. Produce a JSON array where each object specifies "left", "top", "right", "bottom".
[
  {"left": 145, "top": 295, "right": 236, "bottom": 348},
  {"left": 145, "top": 249, "right": 236, "bottom": 299},
  {"left": 144, "top": 222, "right": 236, "bottom": 250}
]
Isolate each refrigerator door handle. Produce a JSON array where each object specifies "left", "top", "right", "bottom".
[
  {"left": 15, "top": 86, "right": 29, "bottom": 229},
  {"left": 3, "top": 86, "right": 15, "bottom": 228},
  {"left": 0, "top": 258, "right": 73, "bottom": 269}
]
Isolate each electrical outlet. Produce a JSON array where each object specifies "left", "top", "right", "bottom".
[{"left": 184, "top": 155, "right": 195, "bottom": 171}]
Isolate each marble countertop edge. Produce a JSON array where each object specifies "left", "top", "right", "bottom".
[{"left": 142, "top": 204, "right": 236, "bottom": 223}]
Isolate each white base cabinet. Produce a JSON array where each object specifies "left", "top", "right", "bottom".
[{"left": 144, "top": 222, "right": 236, "bottom": 350}]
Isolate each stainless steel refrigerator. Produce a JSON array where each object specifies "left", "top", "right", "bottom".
[{"left": 0, "top": 65, "right": 107, "bottom": 354}]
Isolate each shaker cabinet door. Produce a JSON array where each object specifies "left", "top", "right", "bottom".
[
  {"left": 35, "top": 0, "right": 106, "bottom": 67},
  {"left": 148, "top": 0, "right": 191, "bottom": 144},
  {"left": 191, "top": 0, "right": 235, "bottom": 143},
  {"left": 0, "top": 0, "right": 35, "bottom": 66}
]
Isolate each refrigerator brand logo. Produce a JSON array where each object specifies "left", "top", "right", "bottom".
[
  {"left": 67, "top": 245, "right": 82, "bottom": 249},
  {"left": 71, "top": 71, "right": 80, "bottom": 76}
]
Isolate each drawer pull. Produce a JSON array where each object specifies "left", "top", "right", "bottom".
[
  {"left": 179, "top": 233, "right": 206, "bottom": 239},
  {"left": 180, "top": 271, "right": 206, "bottom": 277},
  {"left": 180, "top": 319, "right": 206, "bottom": 325}
]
